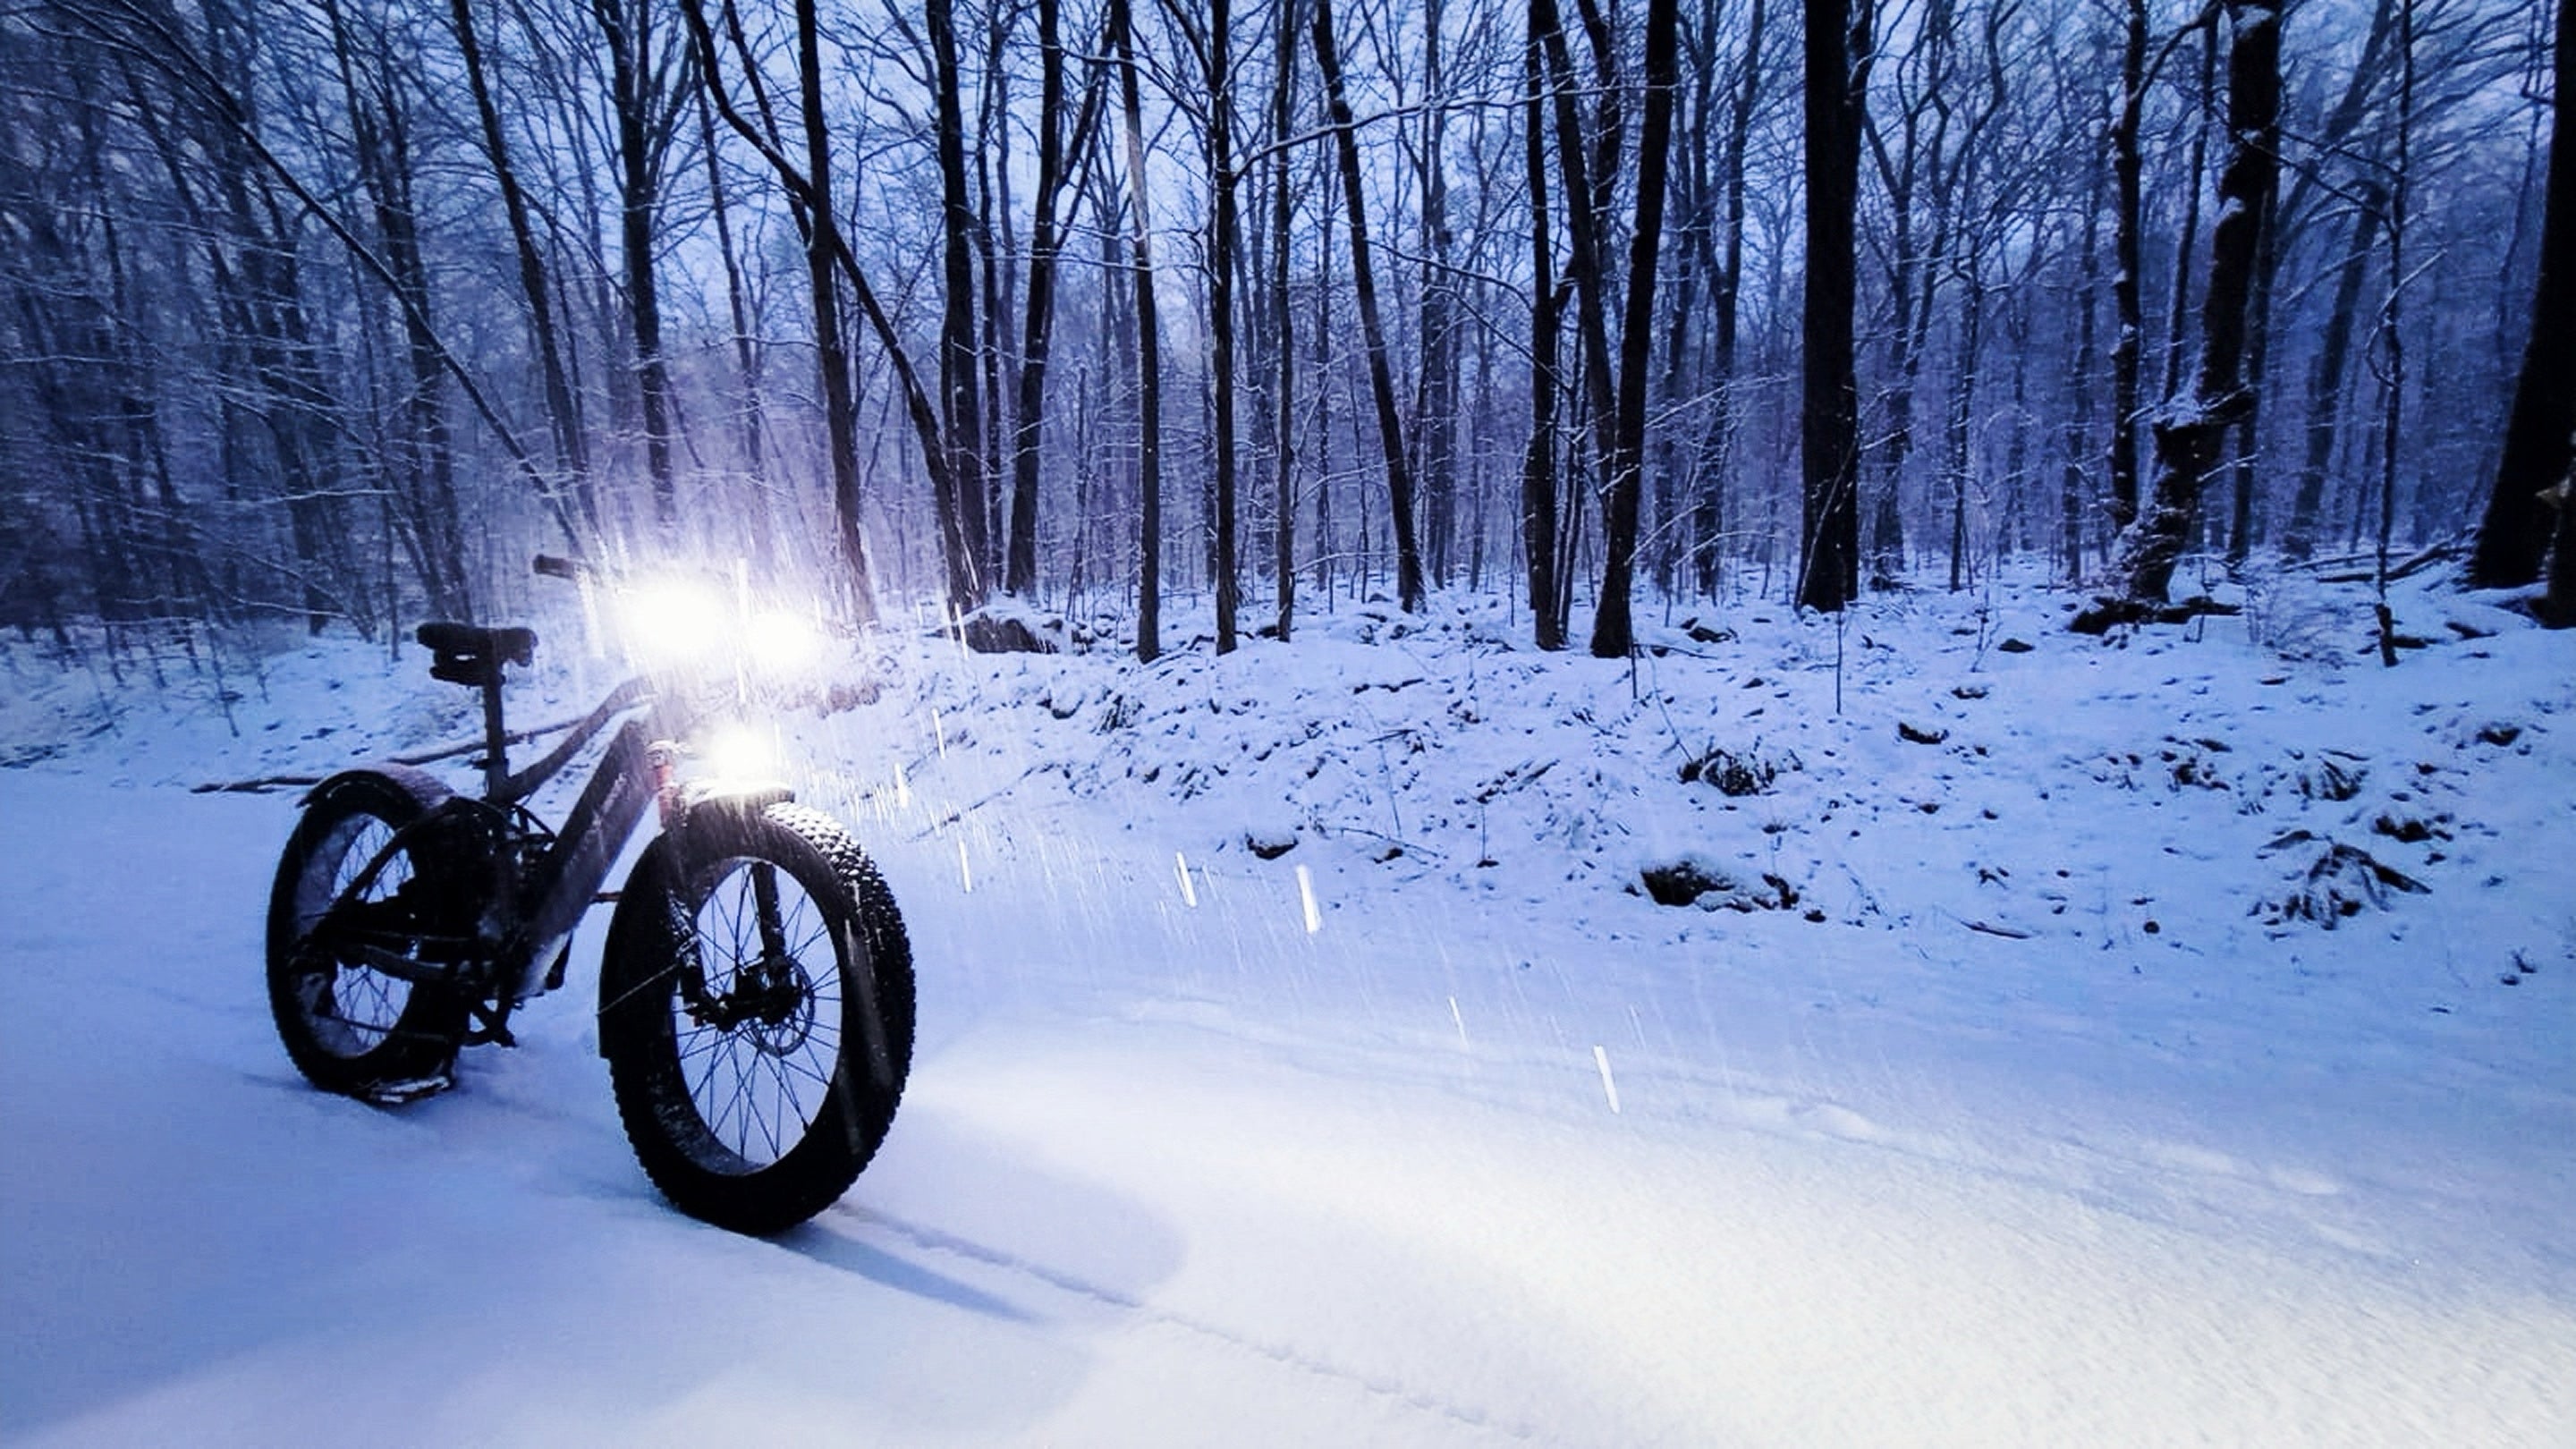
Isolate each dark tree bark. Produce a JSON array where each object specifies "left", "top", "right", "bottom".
[
  {"left": 2108, "top": 0, "right": 2283, "bottom": 606},
  {"left": 1521, "top": 0, "right": 1567, "bottom": 650},
  {"left": 929, "top": 0, "right": 991, "bottom": 609},
  {"left": 1801, "top": 0, "right": 1872, "bottom": 612},
  {"left": 2468, "top": 0, "right": 2574, "bottom": 611},
  {"left": 1270, "top": 0, "right": 1300, "bottom": 640},
  {"left": 1206, "top": 0, "right": 1242, "bottom": 652},
  {"left": 1587, "top": 0, "right": 1682, "bottom": 659},
  {"left": 1109, "top": 0, "right": 1164, "bottom": 659},
  {"left": 1312, "top": 0, "right": 1424, "bottom": 613},
  {"left": 2108, "top": 0, "right": 2149, "bottom": 533}
]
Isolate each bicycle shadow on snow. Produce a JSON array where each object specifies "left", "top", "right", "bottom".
[{"left": 781, "top": 1097, "right": 1187, "bottom": 1328}]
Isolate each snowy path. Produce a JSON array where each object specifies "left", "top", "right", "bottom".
[{"left": 4, "top": 760, "right": 2570, "bottom": 1446}]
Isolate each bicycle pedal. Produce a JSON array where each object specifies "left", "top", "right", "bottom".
[{"left": 363, "top": 1072, "right": 455, "bottom": 1106}]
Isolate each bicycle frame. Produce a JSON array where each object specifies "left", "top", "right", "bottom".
[{"left": 320, "top": 640, "right": 788, "bottom": 1038}]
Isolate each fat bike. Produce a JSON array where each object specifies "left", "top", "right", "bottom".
[{"left": 265, "top": 555, "right": 911, "bottom": 1234}]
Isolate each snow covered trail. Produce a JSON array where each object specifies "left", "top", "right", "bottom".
[{"left": 4, "top": 760, "right": 2570, "bottom": 1446}]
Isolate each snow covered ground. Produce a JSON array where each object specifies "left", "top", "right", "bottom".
[{"left": 4, "top": 570, "right": 2572, "bottom": 1445}]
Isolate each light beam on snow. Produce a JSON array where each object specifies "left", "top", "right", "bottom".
[
  {"left": 1594, "top": 1045, "right": 1622, "bottom": 1114},
  {"left": 1174, "top": 852, "right": 1198, "bottom": 907},
  {"left": 958, "top": 838, "right": 974, "bottom": 894},
  {"left": 1296, "top": 865, "right": 1321, "bottom": 934},
  {"left": 933, "top": 708, "right": 948, "bottom": 759},
  {"left": 1450, "top": 995, "right": 1470, "bottom": 1050},
  {"left": 894, "top": 762, "right": 911, "bottom": 809}
]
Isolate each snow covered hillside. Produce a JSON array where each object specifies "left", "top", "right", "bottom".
[{"left": 4, "top": 572, "right": 2572, "bottom": 1445}]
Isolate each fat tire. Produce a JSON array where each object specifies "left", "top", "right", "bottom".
[
  {"left": 267, "top": 772, "right": 472, "bottom": 1095},
  {"left": 599, "top": 802, "right": 913, "bottom": 1235}
]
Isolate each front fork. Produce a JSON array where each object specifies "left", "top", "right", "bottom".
[{"left": 650, "top": 739, "right": 795, "bottom": 1028}]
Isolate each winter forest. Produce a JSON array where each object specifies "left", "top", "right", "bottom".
[
  {"left": 3, "top": 0, "right": 2569, "bottom": 651},
  {"left": 4, "top": 0, "right": 2575, "bottom": 1444}
]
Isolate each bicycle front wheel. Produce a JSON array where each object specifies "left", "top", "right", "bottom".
[{"left": 599, "top": 802, "right": 914, "bottom": 1235}]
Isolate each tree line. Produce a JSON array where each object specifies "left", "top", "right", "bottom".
[{"left": 1, "top": 0, "right": 2566, "bottom": 672}]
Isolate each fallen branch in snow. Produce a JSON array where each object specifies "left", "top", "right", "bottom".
[
  {"left": 2070, "top": 595, "right": 2245, "bottom": 635},
  {"left": 2302, "top": 536, "right": 2462, "bottom": 584}
]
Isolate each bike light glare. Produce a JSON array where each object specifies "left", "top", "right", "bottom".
[{"left": 745, "top": 609, "right": 825, "bottom": 673}]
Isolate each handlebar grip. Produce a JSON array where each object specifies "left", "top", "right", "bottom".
[{"left": 533, "top": 554, "right": 584, "bottom": 580}]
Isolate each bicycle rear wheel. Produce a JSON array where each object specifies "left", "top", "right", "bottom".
[{"left": 267, "top": 773, "right": 472, "bottom": 1096}]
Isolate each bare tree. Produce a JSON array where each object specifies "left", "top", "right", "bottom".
[
  {"left": 2468, "top": 0, "right": 2573, "bottom": 616},
  {"left": 2091, "top": 0, "right": 2282, "bottom": 615},
  {"left": 1109, "top": 0, "right": 1165, "bottom": 659},
  {"left": 1313, "top": 0, "right": 1425, "bottom": 613},
  {"left": 1801, "top": 0, "right": 1876, "bottom": 612}
]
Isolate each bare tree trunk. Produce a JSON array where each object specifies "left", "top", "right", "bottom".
[
  {"left": 1207, "top": 0, "right": 1242, "bottom": 652},
  {"left": 1312, "top": 0, "right": 1424, "bottom": 612},
  {"left": 1587, "top": 0, "right": 1682, "bottom": 658},
  {"left": 2108, "top": 0, "right": 2149, "bottom": 532},
  {"left": 1521, "top": 0, "right": 1567, "bottom": 650},
  {"left": 930, "top": 0, "right": 991, "bottom": 608},
  {"left": 597, "top": 0, "right": 679, "bottom": 537},
  {"left": 2104, "top": 0, "right": 2283, "bottom": 609},
  {"left": 1109, "top": 0, "right": 1164, "bottom": 659},
  {"left": 2468, "top": 0, "right": 2574, "bottom": 609},
  {"left": 1801, "top": 0, "right": 1872, "bottom": 612},
  {"left": 1946, "top": 269, "right": 1985, "bottom": 592},
  {"left": 2372, "top": 0, "right": 2415, "bottom": 659},
  {"left": 1271, "top": 0, "right": 1300, "bottom": 640},
  {"left": 2160, "top": 23, "right": 2216, "bottom": 402}
]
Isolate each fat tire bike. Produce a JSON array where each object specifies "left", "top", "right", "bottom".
[{"left": 265, "top": 555, "right": 911, "bottom": 1235}]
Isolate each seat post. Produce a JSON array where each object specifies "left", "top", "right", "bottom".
[{"left": 479, "top": 674, "right": 510, "bottom": 801}]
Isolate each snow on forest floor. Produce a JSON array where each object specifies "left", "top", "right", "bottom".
[{"left": 2, "top": 567, "right": 2572, "bottom": 1445}]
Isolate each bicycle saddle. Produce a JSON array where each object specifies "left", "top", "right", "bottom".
[{"left": 417, "top": 622, "right": 537, "bottom": 687}]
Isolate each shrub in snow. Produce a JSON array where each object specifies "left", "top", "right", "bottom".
[
  {"left": 2255, "top": 833, "right": 2428, "bottom": 928},
  {"left": 1678, "top": 744, "right": 1794, "bottom": 796},
  {"left": 1636, "top": 854, "right": 1800, "bottom": 912}
]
